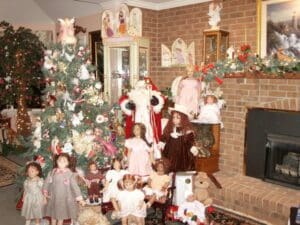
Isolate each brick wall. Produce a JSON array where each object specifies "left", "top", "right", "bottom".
[
  {"left": 140, "top": 2, "right": 300, "bottom": 223},
  {"left": 140, "top": 0, "right": 300, "bottom": 175},
  {"left": 141, "top": 0, "right": 257, "bottom": 89},
  {"left": 217, "top": 78, "right": 300, "bottom": 175}
]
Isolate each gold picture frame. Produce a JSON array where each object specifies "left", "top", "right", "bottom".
[{"left": 257, "top": 0, "right": 300, "bottom": 58}]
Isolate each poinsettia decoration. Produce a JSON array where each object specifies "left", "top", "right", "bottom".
[{"left": 191, "top": 44, "right": 300, "bottom": 85}]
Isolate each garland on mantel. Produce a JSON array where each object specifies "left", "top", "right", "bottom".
[{"left": 193, "top": 44, "right": 300, "bottom": 84}]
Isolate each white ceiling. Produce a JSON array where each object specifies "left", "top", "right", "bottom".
[{"left": 0, "top": 0, "right": 210, "bottom": 25}]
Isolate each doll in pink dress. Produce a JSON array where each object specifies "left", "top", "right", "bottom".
[
  {"left": 175, "top": 64, "right": 201, "bottom": 119},
  {"left": 125, "top": 123, "right": 154, "bottom": 179}
]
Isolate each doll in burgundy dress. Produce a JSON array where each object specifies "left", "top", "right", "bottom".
[
  {"left": 85, "top": 161, "right": 104, "bottom": 204},
  {"left": 160, "top": 104, "right": 195, "bottom": 172}
]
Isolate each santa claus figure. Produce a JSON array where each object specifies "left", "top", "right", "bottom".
[{"left": 119, "top": 77, "right": 165, "bottom": 158}]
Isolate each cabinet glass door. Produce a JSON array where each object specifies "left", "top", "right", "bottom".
[{"left": 109, "top": 47, "right": 130, "bottom": 104}]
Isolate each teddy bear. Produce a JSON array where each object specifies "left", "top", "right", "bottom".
[
  {"left": 193, "top": 172, "right": 213, "bottom": 206},
  {"left": 78, "top": 206, "right": 111, "bottom": 225}
]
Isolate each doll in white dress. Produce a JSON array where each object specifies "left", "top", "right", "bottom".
[
  {"left": 177, "top": 191, "right": 206, "bottom": 225},
  {"left": 198, "top": 94, "right": 223, "bottom": 127},
  {"left": 102, "top": 158, "right": 128, "bottom": 203},
  {"left": 21, "top": 162, "right": 45, "bottom": 225},
  {"left": 112, "top": 174, "right": 146, "bottom": 225}
]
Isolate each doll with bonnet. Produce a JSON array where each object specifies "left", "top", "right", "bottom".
[{"left": 198, "top": 91, "right": 223, "bottom": 127}]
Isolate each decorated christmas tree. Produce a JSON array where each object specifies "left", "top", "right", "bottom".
[{"left": 23, "top": 18, "right": 123, "bottom": 177}]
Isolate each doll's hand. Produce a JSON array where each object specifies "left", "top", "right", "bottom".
[
  {"left": 43, "top": 196, "right": 47, "bottom": 205},
  {"left": 79, "top": 200, "right": 86, "bottom": 207},
  {"left": 158, "top": 141, "right": 165, "bottom": 150}
]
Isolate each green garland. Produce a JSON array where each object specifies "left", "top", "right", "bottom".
[{"left": 193, "top": 44, "right": 300, "bottom": 84}]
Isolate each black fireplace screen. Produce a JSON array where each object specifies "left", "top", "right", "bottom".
[
  {"left": 245, "top": 108, "right": 300, "bottom": 190},
  {"left": 265, "top": 133, "right": 300, "bottom": 189}
]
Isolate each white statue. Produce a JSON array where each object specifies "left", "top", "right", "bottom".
[
  {"left": 208, "top": 2, "right": 223, "bottom": 30},
  {"left": 226, "top": 46, "right": 235, "bottom": 60}
]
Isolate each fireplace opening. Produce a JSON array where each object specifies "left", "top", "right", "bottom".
[
  {"left": 245, "top": 108, "right": 300, "bottom": 189},
  {"left": 264, "top": 133, "right": 300, "bottom": 189}
]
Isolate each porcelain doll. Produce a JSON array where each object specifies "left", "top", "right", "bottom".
[
  {"left": 112, "top": 174, "right": 146, "bottom": 225},
  {"left": 102, "top": 158, "right": 128, "bottom": 203},
  {"left": 172, "top": 64, "right": 201, "bottom": 119},
  {"left": 160, "top": 104, "right": 196, "bottom": 172},
  {"left": 198, "top": 94, "right": 223, "bottom": 127},
  {"left": 143, "top": 160, "right": 171, "bottom": 208},
  {"left": 125, "top": 123, "right": 154, "bottom": 180},
  {"left": 21, "top": 162, "right": 45, "bottom": 225},
  {"left": 85, "top": 161, "right": 104, "bottom": 204},
  {"left": 177, "top": 191, "right": 206, "bottom": 225},
  {"left": 43, "top": 153, "right": 85, "bottom": 225}
]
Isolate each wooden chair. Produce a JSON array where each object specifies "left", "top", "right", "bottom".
[{"left": 146, "top": 172, "right": 176, "bottom": 225}]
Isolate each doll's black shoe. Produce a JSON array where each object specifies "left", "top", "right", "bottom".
[
  {"left": 94, "top": 198, "right": 99, "bottom": 204},
  {"left": 89, "top": 198, "right": 94, "bottom": 204}
]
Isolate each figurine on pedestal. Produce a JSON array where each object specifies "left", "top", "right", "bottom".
[{"left": 208, "top": 1, "right": 223, "bottom": 30}]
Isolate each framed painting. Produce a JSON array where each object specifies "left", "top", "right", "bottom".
[
  {"left": 34, "top": 30, "right": 53, "bottom": 47},
  {"left": 258, "top": 0, "right": 300, "bottom": 59}
]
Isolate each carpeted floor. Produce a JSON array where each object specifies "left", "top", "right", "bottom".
[{"left": 0, "top": 156, "right": 19, "bottom": 187}]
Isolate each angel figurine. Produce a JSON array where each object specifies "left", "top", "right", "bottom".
[
  {"left": 208, "top": 2, "right": 223, "bottom": 30},
  {"left": 57, "top": 18, "right": 77, "bottom": 45}
]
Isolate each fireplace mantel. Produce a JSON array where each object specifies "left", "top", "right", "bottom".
[{"left": 224, "top": 72, "right": 300, "bottom": 79}]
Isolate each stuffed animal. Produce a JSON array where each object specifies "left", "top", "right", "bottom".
[
  {"left": 193, "top": 172, "right": 212, "bottom": 206},
  {"left": 78, "top": 206, "right": 111, "bottom": 225}
]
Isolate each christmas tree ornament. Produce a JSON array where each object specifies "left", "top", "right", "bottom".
[
  {"left": 95, "top": 82, "right": 102, "bottom": 90},
  {"left": 71, "top": 111, "right": 84, "bottom": 127},
  {"left": 78, "top": 64, "right": 90, "bottom": 80},
  {"left": 57, "top": 18, "right": 77, "bottom": 45}
]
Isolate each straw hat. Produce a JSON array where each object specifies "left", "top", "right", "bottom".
[{"left": 168, "top": 104, "right": 190, "bottom": 117}]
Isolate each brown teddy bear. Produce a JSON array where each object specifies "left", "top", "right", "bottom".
[
  {"left": 78, "top": 205, "right": 111, "bottom": 225},
  {"left": 193, "top": 172, "right": 213, "bottom": 206}
]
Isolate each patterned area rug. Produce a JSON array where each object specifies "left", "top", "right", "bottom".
[
  {"left": 0, "top": 156, "right": 19, "bottom": 187},
  {"left": 144, "top": 206, "right": 267, "bottom": 225}
]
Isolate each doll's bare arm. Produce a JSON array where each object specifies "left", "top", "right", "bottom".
[{"left": 111, "top": 198, "right": 120, "bottom": 212}]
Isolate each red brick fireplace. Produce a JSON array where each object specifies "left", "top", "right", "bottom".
[
  {"left": 209, "top": 78, "right": 300, "bottom": 225},
  {"left": 138, "top": 1, "right": 300, "bottom": 223}
]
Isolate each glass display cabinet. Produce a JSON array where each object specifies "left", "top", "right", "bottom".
[
  {"left": 203, "top": 30, "right": 229, "bottom": 64},
  {"left": 103, "top": 36, "right": 150, "bottom": 104}
]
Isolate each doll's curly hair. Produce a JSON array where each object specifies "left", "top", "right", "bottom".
[
  {"left": 153, "top": 158, "right": 170, "bottom": 174},
  {"left": 204, "top": 95, "right": 218, "bottom": 104},
  {"left": 162, "top": 111, "right": 194, "bottom": 141},
  {"left": 25, "top": 161, "right": 43, "bottom": 178}
]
